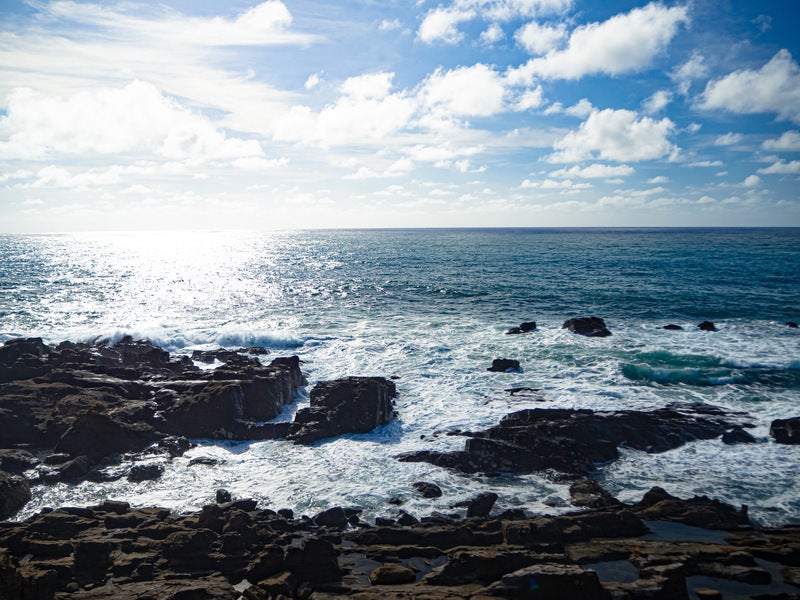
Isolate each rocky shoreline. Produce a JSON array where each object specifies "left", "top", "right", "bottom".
[{"left": 2, "top": 334, "right": 800, "bottom": 598}]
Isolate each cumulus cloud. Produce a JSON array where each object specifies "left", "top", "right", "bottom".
[
  {"left": 514, "top": 86, "right": 545, "bottom": 110},
  {"left": 0, "top": 81, "right": 263, "bottom": 161},
  {"left": 507, "top": 3, "right": 689, "bottom": 83},
  {"left": 743, "top": 174, "right": 762, "bottom": 187},
  {"left": 481, "top": 24, "right": 506, "bottom": 44},
  {"left": 713, "top": 132, "right": 743, "bottom": 146},
  {"left": 418, "top": 0, "right": 573, "bottom": 44},
  {"left": 758, "top": 159, "right": 800, "bottom": 175},
  {"left": 420, "top": 64, "right": 507, "bottom": 118},
  {"left": 762, "top": 130, "right": 800, "bottom": 151},
  {"left": 548, "top": 108, "right": 678, "bottom": 163},
  {"left": 514, "top": 21, "right": 566, "bottom": 55},
  {"left": 671, "top": 53, "right": 708, "bottom": 95},
  {"left": 417, "top": 7, "right": 476, "bottom": 44},
  {"left": 700, "top": 50, "right": 800, "bottom": 124},
  {"left": 642, "top": 90, "right": 672, "bottom": 114},
  {"left": 42, "top": 0, "right": 315, "bottom": 47},
  {"left": 341, "top": 72, "right": 395, "bottom": 99},
  {"left": 550, "top": 164, "right": 635, "bottom": 178}
]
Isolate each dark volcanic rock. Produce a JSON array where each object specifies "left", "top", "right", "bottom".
[
  {"left": 287, "top": 376, "right": 396, "bottom": 444},
  {"left": 127, "top": 463, "right": 164, "bottom": 482},
  {"left": 633, "top": 486, "right": 750, "bottom": 529},
  {"left": 0, "top": 338, "right": 309, "bottom": 484},
  {"left": 398, "top": 406, "right": 736, "bottom": 476},
  {"left": 722, "top": 426, "right": 757, "bottom": 445},
  {"left": 698, "top": 320, "right": 718, "bottom": 331},
  {"left": 771, "top": 417, "right": 800, "bottom": 444},
  {"left": 788, "top": 321, "right": 799, "bottom": 328},
  {"left": 0, "top": 470, "right": 31, "bottom": 519},
  {"left": 562, "top": 316, "right": 612, "bottom": 337},
  {"left": 569, "top": 478, "right": 621, "bottom": 509},
  {"left": 55, "top": 412, "right": 158, "bottom": 460},
  {"left": 465, "top": 492, "right": 498, "bottom": 517},
  {"left": 506, "top": 321, "right": 537, "bottom": 335},
  {"left": 0, "top": 449, "right": 38, "bottom": 474},
  {"left": 488, "top": 358, "right": 521, "bottom": 372},
  {"left": 664, "top": 323, "right": 684, "bottom": 330},
  {"left": 413, "top": 481, "right": 443, "bottom": 498}
]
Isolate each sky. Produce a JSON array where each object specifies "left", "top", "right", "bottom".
[{"left": 1, "top": 0, "right": 799, "bottom": 231}]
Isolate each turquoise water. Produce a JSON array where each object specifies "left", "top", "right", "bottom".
[{"left": 1, "top": 228, "right": 799, "bottom": 524}]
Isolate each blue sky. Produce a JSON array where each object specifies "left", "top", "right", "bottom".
[{"left": 1, "top": 0, "right": 799, "bottom": 231}]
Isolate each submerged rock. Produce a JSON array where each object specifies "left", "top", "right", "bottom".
[
  {"left": 698, "top": 320, "right": 718, "bottom": 331},
  {"left": 562, "top": 316, "right": 612, "bottom": 337},
  {"left": 663, "top": 323, "right": 683, "bottom": 330},
  {"left": 722, "top": 426, "right": 757, "bottom": 445},
  {"left": 287, "top": 376, "right": 396, "bottom": 444}
]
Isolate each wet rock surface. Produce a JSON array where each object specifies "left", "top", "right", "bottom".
[
  {"left": 287, "top": 376, "right": 397, "bottom": 444},
  {"left": 397, "top": 404, "right": 740, "bottom": 476},
  {"left": 1, "top": 487, "right": 799, "bottom": 599},
  {"left": 562, "top": 316, "right": 612, "bottom": 337}
]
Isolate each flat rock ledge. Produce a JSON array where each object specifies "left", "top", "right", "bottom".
[
  {"left": 1, "top": 487, "right": 798, "bottom": 600},
  {"left": 397, "top": 404, "right": 743, "bottom": 476}
]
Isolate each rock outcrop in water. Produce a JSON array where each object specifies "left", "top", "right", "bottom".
[
  {"left": 397, "top": 405, "right": 741, "bottom": 476},
  {"left": 770, "top": 417, "right": 800, "bottom": 444},
  {"left": 562, "top": 316, "right": 612, "bottom": 337},
  {"left": 1, "top": 486, "right": 797, "bottom": 600},
  {"left": 0, "top": 337, "right": 308, "bottom": 509},
  {"left": 287, "top": 377, "right": 397, "bottom": 444}
]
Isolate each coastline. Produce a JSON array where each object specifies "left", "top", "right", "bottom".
[{"left": 2, "top": 335, "right": 800, "bottom": 598}]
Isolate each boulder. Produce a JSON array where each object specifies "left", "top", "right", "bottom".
[
  {"left": 698, "top": 321, "right": 717, "bottom": 331},
  {"left": 562, "top": 316, "right": 612, "bottom": 337},
  {"left": 465, "top": 492, "right": 498, "bottom": 517},
  {"left": 663, "top": 324, "right": 683, "bottom": 330},
  {"left": 369, "top": 564, "right": 417, "bottom": 585},
  {"left": 488, "top": 358, "right": 521, "bottom": 372},
  {"left": 486, "top": 563, "right": 609, "bottom": 599},
  {"left": 0, "top": 449, "right": 38, "bottom": 474},
  {"left": 314, "top": 506, "right": 349, "bottom": 529},
  {"left": 569, "top": 478, "right": 621, "bottom": 509},
  {"left": 722, "top": 426, "right": 757, "bottom": 445},
  {"left": 787, "top": 321, "right": 799, "bottom": 329},
  {"left": 771, "top": 417, "right": 800, "bottom": 444},
  {"left": 0, "top": 470, "right": 31, "bottom": 519},
  {"left": 287, "top": 377, "right": 396, "bottom": 444},
  {"left": 413, "top": 482, "right": 443, "bottom": 499},
  {"left": 127, "top": 463, "right": 165, "bottom": 482},
  {"left": 506, "top": 321, "right": 537, "bottom": 335}
]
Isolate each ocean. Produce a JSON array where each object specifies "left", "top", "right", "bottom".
[{"left": 1, "top": 228, "right": 799, "bottom": 526}]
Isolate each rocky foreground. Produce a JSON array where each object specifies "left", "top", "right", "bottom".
[
  {"left": 2, "top": 485, "right": 800, "bottom": 599},
  {"left": 2, "top": 335, "right": 800, "bottom": 598}
]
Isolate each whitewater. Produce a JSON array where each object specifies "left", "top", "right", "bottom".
[{"left": 1, "top": 228, "right": 799, "bottom": 526}]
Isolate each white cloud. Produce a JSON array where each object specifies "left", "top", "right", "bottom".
[
  {"left": 515, "top": 21, "right": 566, "bottom": 55},
  {"left": 565, "top": 99, "right": 594, "bottom": 118},
  {"left": 762, "top": 130, "right": 800, "bottom": 151},
  {"left": 672, "top": 53, "right": 708, "bottom": 95},
  {"left": 43, "top": 0, "right": 315, "bottom": 47},
  {"left": 481, "top": 24, "right": 506, "bottom": 44},
  {"left": 507, "top": 3, "right": 689, "bottom": 83},
  {"left": 521, "top": 178, "right": 592, "bottom": 190},
  {"left": 420, "top": 64, "right": 506, "bottom": 118},
  {"left": 341, "top": 72, "right": 395, "bottom": 99},
  {"left": 700, "top": 50, "right": 800, "bottom": 124},
  {"left": 379, "top": 19, "right": 403, "bottom": 32},
  {"left": 689, "top": 160, "right": 723, "bottom": 167},
  {"left": 0, "top": 81, "right": 263, "bottom": 161},
  {"left": 550, "top": 164, "right": 635, "bottom": 178},
  {"left": 304, "top": 73, "right": 322, "bottom": 90},
  {"left": 648, "top": 176, "right": 669, "bottom": 183},
  {"left": 514, "top": 86, "right": 545, "bottom": 110},
  {"left": 758, "top": 159, "right": 800, "bottom": 175},
  {"left": 743, "top": 174, "right": 762, "bottom": 187},
  {"left": 643, "top": 90, "right": 672, "bottom": 114},
  {"left": 549, "top": 108, "right": 678, "bottom": 163},
  {"left": 231, "top": 157, "right": 289, "bottom": 170},
  {"left": 417, "top": 7, "right": 476, "bottom": 44},
  {"left": 714, "top": 132, "right": 743, "bottom": 146}
]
